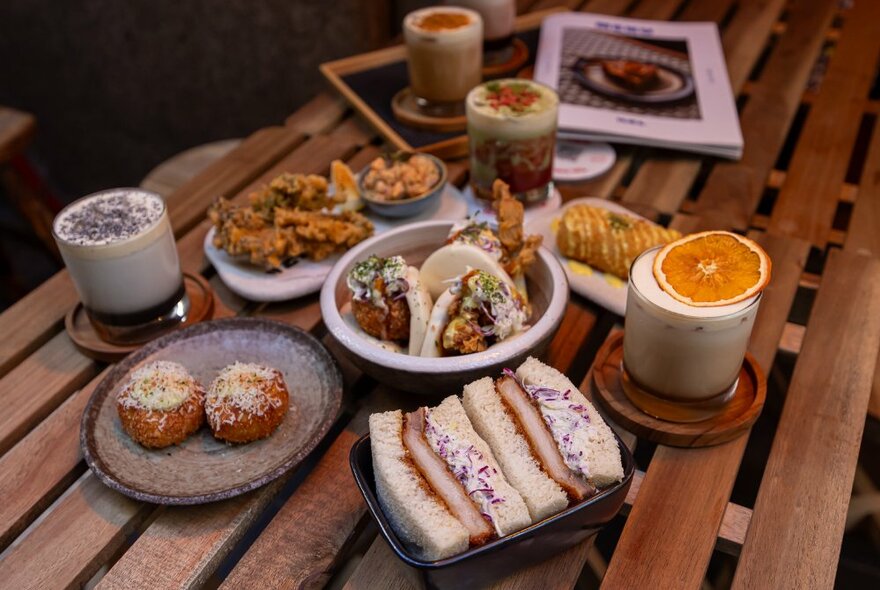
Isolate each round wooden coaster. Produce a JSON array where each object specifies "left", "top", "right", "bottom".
[
  {"left": 482, "top": 37, "right": 530, "bottom": 78},
  {"left": 65, "top": 273, "right": 215, "bottom": 362},
  {"left": 590, "top": 332, "right": 766, "bottom": 447},
  {"left": 391, "top": 87, "right": 467, "bottom": 133}
]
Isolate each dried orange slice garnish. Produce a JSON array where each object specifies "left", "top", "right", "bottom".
[{"left": 652, "top": 231, "right": 771, "bottom": 307}]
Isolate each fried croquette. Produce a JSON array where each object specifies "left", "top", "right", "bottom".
[
  {"left": 351, "top": 296, "right": 411, "bottom": 341},
  {"left": 206, "top": 362, "right": 289, "bottom": 443},
  {"left": 116, "top": 361, "right": 206, "bottom": 449}
]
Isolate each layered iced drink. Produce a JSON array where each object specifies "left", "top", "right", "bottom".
[
  {"left": 466, "top": 79, "right": 558, "bottom": 202},
  {"left": 622, "top": 246, "right": 761, "bottom": 421},
  {"left": 53, "top": 188, "right": 189, "bottom": 343},
  {"left": 403, "top": 7, "right": 483, "bottom": 109}
]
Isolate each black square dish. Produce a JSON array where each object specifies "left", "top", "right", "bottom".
[{"left": 349, "top": 429, "right": 635, "bottom": 589}]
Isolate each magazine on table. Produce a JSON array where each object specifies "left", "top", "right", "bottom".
[{"left": 534, "top": 12, "right": 743, "bottom": 159}]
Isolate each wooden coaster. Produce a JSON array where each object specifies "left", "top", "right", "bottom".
[
  {"left": 66, "top": 273, "right": 214, "bottom": 362},
  {"left": 590, "top": 332, "right": 766, "bottom": 448},
  {"left": 483, "top": 37, "right": 530, "bottom": 78},
  {"left": 391, "top": 87, "right": 467, "bottom": 133}
]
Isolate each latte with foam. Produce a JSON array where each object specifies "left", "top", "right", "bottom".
[{"left": 53, "top": 188, "right": 188, "bottom": 343}]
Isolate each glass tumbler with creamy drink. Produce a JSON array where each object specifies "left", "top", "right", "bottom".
[
  {"left": 446, "top": 0, "right": 516, "bottom": 64},
  {"left": 52, "top": 188, "right": 189, "bottom": 344},
  {"left": 403, "top": 7, "right": 483, "bottom": 115},
  {"left": 466, "top": 78, "right": 558, "bottom": 202},
  {"left": 622, "top": 246, "right": 762, "bottom": 422}
]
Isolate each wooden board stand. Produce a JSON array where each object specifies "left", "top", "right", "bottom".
[
  {"left": 319, "top": 8, "right": 560, "bottom": 159},
  {"left": 590, "top": 332, "right": 766, "bottom": 447}
]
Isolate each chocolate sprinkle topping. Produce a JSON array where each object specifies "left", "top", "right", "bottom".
[{"left": 55, "top": 190, "right": 164, "bottom": 246}]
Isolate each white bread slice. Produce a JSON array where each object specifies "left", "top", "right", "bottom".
[
  {"left": 463, "top": 377, "right": 569, "bottom": 521},
  {"left": 516, "top": 357, "right": 624, "bottom": 487},
  {"left": 369, "top": 410, "right": 468, "bottom": 560},
  {"left": 427, "top": 396, "right": 533, "bottom": 535}
]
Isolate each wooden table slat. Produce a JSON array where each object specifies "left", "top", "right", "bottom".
[
  {"left": 693, "top": 0, "right": 838, "bottom": 229},
  {"left": 219, "top": 406, "right": 374, "bottom": 590},
  {"left": 626, "top": 0, "right": 685, "bottom": 21},
  {"left": 0, "top": 472, "right": 151, "bottom": 590},
  {"left": 0, "top": 369, "right": 107, "bottom": 550},
  {"left": 578, "top": 0, "right": 630, "bottom": 17},
  {"left": 0, "top": 271, "right": 80, "bottom": 379},
  {"left": 767, "top": 0, "right": 880, "bottom": 245},
  {"left": 283, "top": 93, "right": 348, "bottom": 136},
  {"left": 732, "top": 248, "right": 880, "bottom": 589},
  {"left": 0, "top": 331, "right": 97, "bottom": 456},
  {"left": 843, "top": 115, "right": 880, "bottom": 422},
  {"left": 556, "top": 148, "right": 633, "bottom": 202}
]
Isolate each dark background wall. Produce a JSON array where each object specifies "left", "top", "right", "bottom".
[{"left": 0, "top": 0, "right": 398, "bottom": 199}]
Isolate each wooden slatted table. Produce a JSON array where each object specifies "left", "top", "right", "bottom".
[{"left": 1, "top": 0, "right": 879, "bottom": 588}]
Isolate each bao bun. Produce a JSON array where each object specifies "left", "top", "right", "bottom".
[{"left": 420, "top": 242, "right": 515, "bottom": 301}]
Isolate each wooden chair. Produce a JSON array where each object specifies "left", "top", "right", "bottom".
[{"left": 0, "top": 106, "right": 59, "bottom": 260}]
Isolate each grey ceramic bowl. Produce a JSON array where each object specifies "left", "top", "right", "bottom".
[
  {"left": 320, "top": 221, "right": 569, "bottom": 395},
  {"left": 357, "top": 153, "right": 448, "bottom": 219}
]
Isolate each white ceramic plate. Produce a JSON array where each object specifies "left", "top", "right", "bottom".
[
  {"left": 553, "top": 141, "right": 616, "bottom": 182},
  {"left": 204, "top": 183, "right": 479, "bottom": 302},
  {"left": 460, "top": 185, "right": 563, "bottom": 224},
  {"left": 525, "top": 197, "right": 647, "bottom": 316}
]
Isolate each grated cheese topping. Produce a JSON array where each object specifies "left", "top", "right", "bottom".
[
  {"left": 206, "top": 362, "right": 285, "bottom": 428},
  {"left": 118, "top": 361, "right": 197, "bottom": 411}
]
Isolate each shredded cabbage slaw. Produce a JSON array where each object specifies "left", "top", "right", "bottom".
[{"left": 423, "top": 408, "right": 506, "bottom": 536}]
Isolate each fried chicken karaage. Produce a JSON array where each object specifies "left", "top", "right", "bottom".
[
  {"left": 491, "top": 179, "right": 542, "bottom": 279},
  {"left": 208, "top": 170, "right": 373, "bottom": 271}
]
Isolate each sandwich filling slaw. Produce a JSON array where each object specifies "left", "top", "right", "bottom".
[
  {"left": 424, "top": 408, "right": 507, "bottom": 536},
  {"left": 447, "top": 217, "right": 503, "bottom": 260},
  {"left": 504, "top": 369, "right": 595, "bottom": 480},
  {"left": 442, "top": 270, "right": 528, "bottom": 355}
]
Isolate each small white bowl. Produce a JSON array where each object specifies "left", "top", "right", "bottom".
[{"left": 320, "top": 220, "right": 569, "bottom": 395}]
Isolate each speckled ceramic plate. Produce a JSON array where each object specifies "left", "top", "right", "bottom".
[
  {"left": 525, "top": 197, "right": 647, "bottom": 316},
  {"left": 81, "top": 317, "right": 342, "bottom": 505}
]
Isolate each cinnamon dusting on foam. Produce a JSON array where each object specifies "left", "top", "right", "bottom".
[{"left": 415, "top": 12, "right": 471, "bottom": 31}]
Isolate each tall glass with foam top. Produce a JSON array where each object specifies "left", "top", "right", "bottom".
[
  {"left": 622, "top": 246, "right": 761, "bottom": 422},
  {"left": 52, "top": 188, "right": 189, "bottom": 344},
  {"left": 403, "top": 7, "right": 483, "bottom": 113}
]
